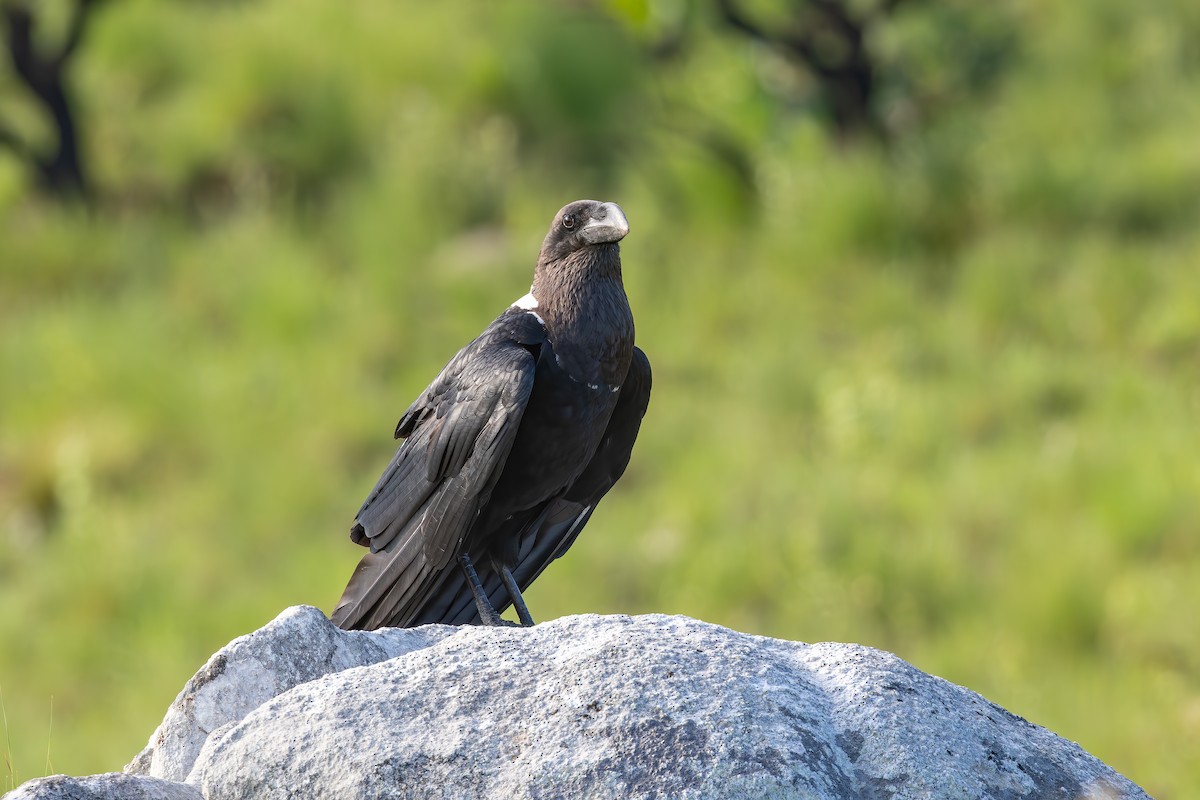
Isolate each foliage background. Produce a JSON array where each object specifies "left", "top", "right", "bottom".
[{"left": 2, "top": 0, "right": 1198, "bottom": 795}]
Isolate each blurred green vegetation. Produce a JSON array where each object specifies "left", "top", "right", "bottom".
[{"left": 2, "top": 0, "right": 1199, "bottom": 795}]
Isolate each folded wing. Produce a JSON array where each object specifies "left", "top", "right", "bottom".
[
  {"left": 407, "top": 346, "right": 652, "bottom": 625},
  {"left": 332, "top": 329, "right": 539, "bottom": 630}
]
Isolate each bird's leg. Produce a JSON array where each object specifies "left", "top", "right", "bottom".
[
  {"left": 459, "top": 552, "right": 513, "bottom": 627},
  {"left": 500, "top": 566, "right": 536, "bottom": 627}
]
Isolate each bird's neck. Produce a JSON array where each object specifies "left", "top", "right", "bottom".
[
  {"left": 534, "top": 241, "right": 623, "bottom": 286},
  {"left": 531, "top": 245, "right": 634, "bottom": 387}
]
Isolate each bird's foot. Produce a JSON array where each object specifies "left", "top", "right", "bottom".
[
  {"left": 460, "top": 552, "right": 524, "bottom": 627},
  {"left": 500, "top": 566, "right": 536, "bottom": 627}
]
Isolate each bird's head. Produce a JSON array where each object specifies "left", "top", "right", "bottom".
[{"left": 538, "top": 200, "right": 630, "bottom": 265}]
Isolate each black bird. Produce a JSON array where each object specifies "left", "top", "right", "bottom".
[{"left": 332, "top": 200, "right": 651, "bottom": 630}]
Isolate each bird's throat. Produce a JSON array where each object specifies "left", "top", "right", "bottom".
[{"left": 531, "top": 246, "right": 633, "bottom": 388}]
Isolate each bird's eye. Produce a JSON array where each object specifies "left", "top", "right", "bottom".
[{"left": 562, "top": 213, "right": 577, "bottom": 231}]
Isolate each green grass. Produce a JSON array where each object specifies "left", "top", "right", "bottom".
[
  {"left": 2, "top": 1, "right": 1199, "bottom": 796},
  {"left": 2, "top": 685, "right": 14, "bottom": 792}
]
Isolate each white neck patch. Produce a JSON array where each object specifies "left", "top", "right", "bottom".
[
  {"left": 511, "top": 290, "right": 544, "bottom": 324},
  {"left": 512, "top": 291, "right": 539, "bottom": 310}
]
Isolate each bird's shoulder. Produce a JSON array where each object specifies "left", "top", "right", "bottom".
[
  {"left": 394, "top": 307, "right": 548, "bottom": 439},
  {"left": 474, "top": 305, "right": 550, "bottom": 353}
]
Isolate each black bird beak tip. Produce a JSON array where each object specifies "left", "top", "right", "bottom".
[{"left": 580, "top": 202, "right": 630, "bottom": 245}]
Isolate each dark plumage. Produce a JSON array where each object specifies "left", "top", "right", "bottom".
[{"left": 332, "top": 200, "right": 651, "bottom": 630}]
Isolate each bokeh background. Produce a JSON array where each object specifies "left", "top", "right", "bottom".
[{"left": 2, "top": 0, "right": 1198, "bottom": 794}]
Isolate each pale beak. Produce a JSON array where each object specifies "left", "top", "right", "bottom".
[{"left": 579, "top": 202, "right": 630, "bottom": 244}]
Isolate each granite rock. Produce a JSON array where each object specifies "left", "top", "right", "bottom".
[
  {"left": 183, "top": 611, "right": 1147, "bottom": 800},
  {"left": 4, "top": 773, "right": 201, "bottom": 800},
  {"left": 124, "top": 605, "right": 451, "bottom": 782}
]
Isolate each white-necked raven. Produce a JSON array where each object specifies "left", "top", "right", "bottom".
[{"left": 333, "top": 200, "right": 651, "bottom": 629}]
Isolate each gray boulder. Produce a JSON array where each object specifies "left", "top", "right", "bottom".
[
  {"left": 10, "top": 607, "right": 1150, "bottom": 799},
  {"left": 3, "top": 773, "right": 201, "bottom": 800},
  {"left": 125, "top": 604, "right": 451, "bottom": 782},
  {"left": 176, "top": 609, "right": 1144, "bottom": 800}
]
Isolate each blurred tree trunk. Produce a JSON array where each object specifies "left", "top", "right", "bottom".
[
  {"left": 715, "top": 0, "right": 908, "bottom": 141},
  {"left": 0, "top": 0, "right": 106, "bottom": 200}
]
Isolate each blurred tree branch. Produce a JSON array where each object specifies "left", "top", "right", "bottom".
[
  {"left": 714, "top": 0, "right": 910, "bottom": 140},
  {"left": 0, "top": 0, "right": 108, "bottom": 199}
]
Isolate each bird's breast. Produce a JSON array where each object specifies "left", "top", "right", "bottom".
[
  {"left": 490, "top": 355, "right": 622, "bottom": 510},
  {"left": 524, "top": 356, "right": 621, "bottom": 440}
]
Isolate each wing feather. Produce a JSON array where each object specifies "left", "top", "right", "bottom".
[
  {"left": 509, "top": 345, "right": 652, "bottom": 590},
  {"left": 332, "top": 323, "right": 539, "bottom": 630},
  {"left": 402, "top": 347, "right": 652, "bottom": 626}
]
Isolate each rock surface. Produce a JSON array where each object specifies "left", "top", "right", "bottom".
[
  {"left": 3, "top": 773, "right": 201, "bottom": 800},
  {"left": 125, "top": 605, "right": 450, "bottom": 782},
  {"left": 11, "top": 607, "right": 1150, "bottom": 799}
]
